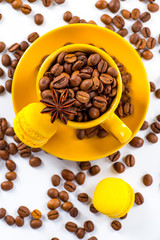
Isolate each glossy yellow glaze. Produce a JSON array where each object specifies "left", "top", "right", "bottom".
[{"left": 12, "top": 24, "right": 150, "bottom": 161}]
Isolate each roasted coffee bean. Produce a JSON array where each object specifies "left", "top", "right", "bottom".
[
  {"left": 146, "top": 132, "right": 158, "bottom": 143},
  {"left": 105, "top": 24, "right": 115, "bottom": 31},
  {"left": 47, "top": 198, "right": 61, "bottom": 210},
  {"left": 61, "top": 202, "right": 73, "bottom": 211},
  {"left": 155, "top": 89, "right": 160, "bottom": 98},
  {"left": 147, "top": 3, "right": 159, "bottom": 12},
  {"left": 90, "top": 204, "right": 99, "bottom": 213},
  {"left": 31, "top": 209, "right": 42, "bottom": 219},
  {"left": 79, "top": 161, "right": 91, "bottom": 170},
  {"left": 124, "top": 154, "right": 135, "bottom": 167},
  {"left": 150, "top": 82, "right": 156, "bottom": 92},
  {"left": 97, "top": 127, "right": 108, "bottom": 138},
  {"left": 0, "top": 208, "right": 6, "bottom": 219},
  {"left": 111, "top": 220, "right": 122, "bottom": 231},
  {"left": 0, "top": 42, "right": 6, "bottom": 53},
  {"left": 55, "top": 0, "right": 65, "bottom": 3},
  {"left": 100, "top": 14, "right": 112, "bottom": 25},
  {"left": 61, "top": 169, "right": 75, "bottom": 181},
  {"left": 12, "top": 0, "right": 22, "bottom": 9},
  {"left": 76, "top": 172, "right": 85, "bottom": 185},
  {"left": 0, "top": 85, "right": 4, "bottom": 94},
  {"left": 95, "top": 0, "right": 108, "bottom": 9},
  {"left": 5, "top": 80, "right": 12, "bottom": 93},
  {"left": 64, "top": 54, "right": 77, "bottom": 63},
  {"left": 120, "top": 213, "right": 127, "bottom": 220},
  {"left": 0, "top": 139, "right": 7, "bottom": 149},
  {"left": 0, "top": 119, "right": 8, "bottom": 132},
  {"left": 142, "top": 49, "right": 153, "bottom": 60},
  {"left": 112, "top": 15, "right": 125, "bottom": 29},
  {"left": 140, "top": 12, "right": 151, "bottom": 22},
  {"left": 121, "top": 9, "right": 130, "bottom": 19},
  {"left": 158, "top": 34, "right": 160, "bottom": 44},
  {"left": 78, "top": 193, "right": 89, "bottom": 202},
  {"left": 65, "top": 222, "right": 78, "bottom": 232},
  {"left": 5, "top": 215, "right": 15, "bottom": 226},
  {"left": 129, "top": 33, "right": 139, "bottom": 44},
  {"left": 157, "top": 115, "right": 160, "bottom": 122},
  {"left": 48, "top": 210, "right": 59, "bottom": 220},
  {"left": 88, "top": 54, "right": 101, "bottom": 66},
  {"left": 58, "top": 191, "right": 69, "bottom": 202},
  {"left": 76, "top": 91, "right": 90, "bottom": 103},
  {"left": 93, "top": 96, "right": 107, "bottom": 108},
  {"left": 8, "top": 43, "right": 19, "bottom": 52},
  {"left": 136, "top": 39, "right": 146, "bottom": 49},
  {"left": 0, "top": 129, "right": 4, "bottom": 139},
  {"left": 2, "top": 54, "right": 11, "bottom": 67},
  {"left": 108, "top": 0, "right": 120, "bottom": 13},
  {"left": 143, "top": 174, "right": 153, "bottom": 186},
  {"left": 85, "top": 127, "right": 99, "bottom": 138},
  {"left": 88, "top": 237, "right": 98, "bottom": 240},
  {"left": 0, "top": 67, "right": 4, "bottom": 77},
  {"left": 20, "top": 41, "right": 29, "bottom": 52},
  {"left": 69, "top": 16, "right": 80, "bottom": 24},
  {"left": 1, "top": 181, "right": 13, "bottom": 191},
  {"left": 89, "top": 165, "right": 100, "bottom": 176},
  {"left": 129, "top": 136, "right": 144, "bottom": 147},
  {"left": 64, "top": 181, "right": 76, "bottom": 192},
  {"left": 5, "top": 172, "right": 17, "bottom": 181},
  {"left": 132, "top": 21, "right": 142, "bottom": 33},
  {"left": 30, "top": 219, "right": 42, "bottom": 229},
  {"left": 8, "top": 67, "right": 14, "bottom": 78},
  {"left": 48, "top": 188, "right": 59, "bottom": 198},
  {"left": 5, "top": 127, "right": 15, "bottom": 136},
  {"left": 108, "top": 151, "right": 120, "bottom": 162},
  {"left": 113, "top": 162, "right": 125, "bottom": 173},
  {"left": 34, "top": 13, "right": 44, "bottom": 25},
  {"left": 76, "top": 129, "right": 85, "bottom": 140},
  {"left": 84, "top": 220, "right": 94, "bottom": 232},
  {"left": 18, "top": 206, "right": 30, "bottom": 217},
  {"left": 89, "top": 107, "right": 100, "bottom": 119},
  {"left": 8, "top": 143, "right": 18, "bottom": 155},
  {"left": 51, "top": 73, "right": 69, "bottom": 89},
  {"left": 21, "top": 4, "right": 31, "bottom": 14},
  {"left": 141, "top": 27, "right": 151, "bottom": 38},
  {"left": 14, "top": 50, "right": 23, "bottom": 60},
  {"left": 0, "top": 150, "right": 9, "bottom": 160},
  {"left": 146, "top": 37, "right": 156, "bottom": 49},
  {"left": 17, "top": 142, "right": 27, "bottom": 150},
  {"left": 135, "top": 192, "right": 144, "bottom": 205},
  {"left": 100, "top": 73, "right": 113, "bottom": 84},
  {"left": 42, "top": 0, "right": 51, "bottom": 7},
  {"left": 70, "top": 207, "right": 78, "bottom": 218},
  {"left": 140, "top": 121, "right": 148, "bottom": 130},
  {"left": 19, "top": 148, "right": 31, "bottom": 158},
  {"left": 15, "top": 216, "right": 24, "bottom": 227},
  {"left": 76, "top": 228, "right": 85, "bottom": 239},
  {"left": 117, "top": 28, "right": 128, "bottom": 37},
  {"left": 51, "top": 174, "right": 60, "bottom": 186},
  {"left": 151, "top": 121, "right": 160, "bottom": 133},
  {"left": 80, "top": 79, "right": 93, "bottom": 91},
  {"left": 39, "top": 77, "right": 50, "bottom": 91},
  {"left": 28, "top": 32, "right": 39, "bottom": 43},
  {"left": 131, "top": 8, "right": 140, "bottom": 20},
  {"left": 6, "top": 160, "right": 16, "bottom": 171},
  {"left": 29, "top": 157, "right": 42, "bottom": 167},
  {"left": 63, "top": 11, "right": 72, "bottom": 22}
]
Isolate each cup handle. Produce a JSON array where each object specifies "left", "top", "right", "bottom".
[{"left": 100, "top": 113, "right": 132, "bottom": 143}]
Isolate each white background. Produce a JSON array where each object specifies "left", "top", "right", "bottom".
[{"left": 0, "top": 0, "right": 160, "bottom": 239}]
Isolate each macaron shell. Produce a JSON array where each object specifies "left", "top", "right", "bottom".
[{"left": 93, "top": 178, "right": 135, "bottom": 218}]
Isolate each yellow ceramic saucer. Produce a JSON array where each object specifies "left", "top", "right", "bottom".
[{"left": 12, "top": 24, "right": 150, "bottom": 161}]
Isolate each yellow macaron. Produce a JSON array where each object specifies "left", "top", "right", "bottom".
[{"left": 93, "top": 177, "right": 135, "bottom": 218}]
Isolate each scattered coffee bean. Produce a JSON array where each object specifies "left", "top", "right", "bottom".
[
  {"left": 111, "top": 220, "right": 122, "bottom": 231},
  {"left": 117, "top": 28, "right": 128, "bottom": 37},
  {"left": 121, "top": 9, "right": 130, "bottom": 19},
  {"left": 78, "top": 193, "right": 89, "bottom": 202},
  {"left": 140, "top": 121, "right": 148, "bottom": 130},
  {"left": 157, "top": 114, "right": 160, "bottom": 122},
  {"left": 61, "top": 202, "right": 73, "bottom": 211},
  {"left": 120, "top": 213, "right": 127, "bottom": 219},
  {"left": 47, "top": 198, "right": 61, "bottom": 210},
  {"left": 76, "top": 228, "right": 85, "bottom": 239},
  {"left": 48, "top": 188, "right": 59, "bottom": 198},
  {"left": 76, "top": 172, "right": 85, "bottom": 185},
  {"left": 108, "top": 0, "right": 120, "bottom": 13},
  {"left": 5, "top": 80, "right": 12, "bottom": 93},
  {"left": 0, "top": 150, "right": 9, "bottom": 160},
  {"left": 143, "top": 174, "right": 153, "bottom": 186},
  {"left": 0, "top": 42, "right": 6, "bottom": 53},
  {"left": 140, "top": 12, "right": 151, "bottom": 22},
  {"left": 146, "top": 132, "right": 158, "bottom": 143},
  {"left": 90, "top": 204, "right": 99, "bottom": 213},
  {"left": 55, "top": 0, "right": 65, "bottom": 4},
  {"left": 8, "top": 143, "right": 18, "bottom": 155},
  {"left": 141, "top": 27, "right": 151, "bottom": 38},
  {"left": 63, "top": 11, "right": 72, "bottom": 22},
  {"left": 129, "top": 136, "right": 144, "bottom": 148},
  {"left": 146, "top": 37, "right": 156, "bottom": 49},
  {"left": 6, "top": 159, "right": 16, "bottom": 171},
  {"left": 2, "top": 54, "right": 11, "bottom": 67},
  {"left": 31, "top": 209, "right": 42, "bottom": 219},
  {"left": 135, "top": 192, "right": 144, "bottom": 205},
  {"left": 48, "top": 210, "right": 59, "bottom": 220},
  {"left": 64, "top": 181, "right": 76, "bottom": 192},
  {"left": 65, "top": 221, "right": 78, "bottom": 232},
  {"left": 5, "top": 172, "right": 17, "bottom": 181},
  {"left": 0, "top": 67, "right": 4, "bottom": 77},
  {"left": 132, "top": 21, "right": 142, "bottom": 33},
  {"left": 0, "top": 208, "right": 6, "bottom": 219},
  {"left": 28, "top": 32, "right": 39, "bottom": 43},
  {"left": 69, "top": 16, "right": 80, "bottom": 24},
  {"left": 70, "top": 207, "right": 78, "bottom": 217},
  {"left": 5, "top": 215, "right": 15, "bottom": 226},
  {"left": 1, "top": 181, "right": 13, "bottom": 191},
  {"left": 20, "top": 41, "right": 29, "bottom": 51},
  {"left": 12, "top": 0, "right": 22, "bottom": 9},
  {"left": 30, "top": 219, "right": 42, "bottom": 229},
  {"left": 129, "top": 33, "right": 139, "bottom": 44},
  {"left": 29, "top": 157, "right": 42, "bottom": 167},
  {"left": 79, "top": 161, "right": 91, "bottom": 171},
  {"left": 84, "top": 220, "right": 94, "bottom": 232},
  {"left": 34, "top": 13, "right": 44, "bottom": 25},
  {"left": 89, "top": 165, "right": 100, "bottom": 176},
  {"left": 0, "top": 139, "right": 7, "bottom": 149},
  {"left": 112, "top": 15, "right": 125, "bottom": 29},
  {"left": 150, "top": 82, "right": 156, "bottom": 92},
  {"left": 142, "top": 49, "right": 153, "bottom": 60},
  {"left": 108, "top": 151, "right": 120, "bottom": 162},
  {"left": 58, "top": 190, "right": 69, "bottom": 202},
  {"left": 5, "top": 127, "right": 15, "bottom": 136},
  {"left": 155, "top": 89, "right": 160, "bottom": 99},
  {"left": 8, "top": 43, "right": 20, "bottom": 52},
  {"left": 151, "top": 121, "right": 160, "bottom": 133},
  {"left": 131, "top": 8, "right": 140, "bottom": 20},
  {"left": 101, "top": 14, "right": 112, "bottom": 25},
  {"left": 95, "top": 0, "right": 108, "bottom": 9},
  {"left": 51, "top": 174, "right": 61, "bottom": 186},
  {"left": 61, "top": 169, "right": 75, "bottom": 181},
  {"left": 113, "top": 162, "right": 125, "bottom": 173},
  {"left": 0, "top": 85, "right": 4, "bottom": 94},
  {"left": 124, "top": 154, "right": 135, "bottom": 167},
  {"left": 88, "top": 237, "right": 98, "bottom": 240},
  {"left": 15, "top": 216, "right": 24, "bottom": 227},
  {"left": 0, "top": 119, "right": 8, "bottom": 133},
  {"left": 18, "top": 206, "right": 30, "bottom": 218},
  {"left": 147, "top": 3, "right": 159, "bottom": 12},
  {"left": 136, "top": 39, "right": 146, "bottom": 49},
  {"left": 42, "top": 0, "right": 51, "bottom": 7},
  {"left": 21, "top": 4, "right": 32, "bottom": 14}
]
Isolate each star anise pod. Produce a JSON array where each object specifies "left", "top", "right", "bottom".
[{"left": 40, "top": 89, "right": 77, "bottom": 125}]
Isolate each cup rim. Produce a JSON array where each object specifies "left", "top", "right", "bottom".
[{"left": 36, "top": 43, "right": 122, "bottom": 129}]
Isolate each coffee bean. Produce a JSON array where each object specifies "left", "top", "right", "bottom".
[
  {"left": 150, "top": 82, "right": 156, "bottom": 92},
  {"left": 69, "top": 16, "right": 80, "bottom": 24},
  {"left": 89, "top": 165, "right": 100, "bottom": 175},
  {"left": 88, "top": 237, "right": 98, "bottom": 240},
  {"left": 18, "top": 206, "right": 30, "bottom": 217},
  {"left": 29, "top": 157, "right": 42, "bottom": 167},
  {"left": 51, "top": 174, "right": 60, "bottom": 186},
  {"left": 88, "top": 54, "right": 101, "bottom": 66},
  {"left": 5, "top": 172, "right": 17, "bottom": 181},
  {"left": 135, "top": 192, "right": 144, "bottom": 205},
  {"left": 6, "top": 160, "right": 16, "bottom": 171},
  {"left": 121, "top": 9, "right": 131, "bottom": 19},
  {"left": 0, "top": 150, "right": 9, "bottom": 160},
  {"left": 124, "top": 154, "right": 135, "bottom": 167},
  {"left": 85, "top": 127, "right": 99, "bottom": 138},
  {"left": 76, "top": 129, "right": 85, "bottom": 140},
  {"left": 17, "top": 142, "right": 27, "bottom": 150},
  {"left": 48, "top": 210, "right": 59, "bottom": 220},
  {"left": 111, "top": 220, "right": 122, "bottom": 231},
  {"left": 105, "top": 24, "right": 115, "bottom": 31},
  {"left": 48, "top": 188, "right": 59, "bottom": 198},
  {"left": 32, "top": 209, "right": 42, "bottom": 219},
  {"left": 117, "top": 28, "right": 128, "bottom": 37},
  {"left": 76, "top": 91, "right": 90, "bottom": 103},
  {"left": 5, "top": 215, "right": 15, "bottom": 226},
  {"left": 0, "top": 42, "right": 6, "bottom": 53},
  {"left": 0, "top": 85, "right": 4, "bottom": 94},
  {"left": 5, "top": 80, "right": 12, "bottom": 93},
  {"left": 146, "top": 132, "right": 158, "bottom": 143},
  {"left": 21, "top": 4, "right": 32, "bottom": 14},
  {"left": 79, "top": 161, "right": 91, "bottom": 170},
  {"left": 89, "top": 107, "right": 100, "bottom": 119},
  {"left": 95, "top": 0, "right": 108, "bottom": 9},
  {"left": 143, "top": 174, "right": 153, "bottom": 186},
  {"left": 132, "top": 21, "right": 142, "bottom": 33},
  {"left": 15, "top": 216, "right": 24, "bottom": 227},
  {"left": 147, "top": 3, "right": 159, "bottom": 12},
  {"left": 157, "top": 114, "right": 160, "bottom": 122},
  {"left": 0, "top": 208, "right": 6, "bottom": 219},
  {"left": 100, "top": 14, "right": 112, "bottom": 25},
  {"left": 151, "top": 121, "right": 160, "bottom": 133},
  {"left": 120, "top": 213, "right": 127, "bottom": 220},
  {"left": 47, "top": 198, "right": 61, "bottom": 210},
  {"left": 90, "top": 203, "right": 99, "bottom": 213},
  {"left": 51, "top": 238, "right": 59, "bottom": 240},
  {"left": 63, "top": 11, "right": 72, "bottom": 22},
  {"left": 142, "top": 49, "right": 153, "bottom": 60},
  {"left": 30, "top": 219, "right": 42, "bottom": 229},
  {"left": 20, "top": 41, "right": 29, "bottom": 52},
  {"left": 8, "top": 43, "right": 19, "bottom": 52},
  {"left": 0, "top": 129, "right": 4, "bottom": 140},
  {"left": 2, "top": 54, "right": 11, "bottom": 67},
  {"left": 42, "top": 0, "right": 51, "bottom": 7},
  {"left": 136, "top": 39, "right": 146, "bottom": 49},
  {"left": 14, "top": 50, "right": 23, "bottom": 60},
  {"left": 61, "top": 202, "right": 73, "bottom": 211},
  {"left": 58, "top": 190, "right": 69, "bottom": 202},
  {"left": 146, "top": 37, "right": 156, "bottom": 49},
  {"left": 78, "top": 193, "right": 89, "bottom": 202},
  {"left": 84, "top": 220, "right": 94, "bottom": 232},
  {"left": 76, "top": 172, "right": 85, "bottom": 185},
  {"left": 5, "top": 127, "right": 15, "bottom": 136},
  {"left": 141, "top": 27, "right": 151, "bottom": 38},
  {"left": 140, "top": 121, "right": 148, "bottom": 131},
  {"left": 129, "top": 136, "right": 144, "bottom": 148},
  {"left": 129, "top": 33, "right": 139, "bottom": 44},
  {"left": 28, "top": 32, "right": 39, "bottom": 43},
  {"left": 108, "top": 151, "right": 120, "bottom": 162},
  {"left": 61, "top": 169, "right": 75, "bottom": 181},
  {"left": 113, "top": 162, "right": 125, "bottom": 173},
  {"left": 140, "top": 12, "right": 151, "bottom": 22},
  {"left": 55, "top": 0, "right": 65, "bottom": 3},
  {"left": 12, "top": 0, "right": 22, "bottom": 9},
  {"left": 70, "top": 207, "right": 78, "bottom": 217},
  {"left": 108, "top": 0, "right": 120, "bottom": 13},
  {"left": 112, "top": 15, "right": 125, "bottom": 29},
  {"left": 34, "top": 14, "right": 44, "bottom": 25},
  {"left": 8, "top": 143, "right": 18, "bottom": 155},
  {"left": 0, "top": 118, "right": 7, "bottom": 133},
  {"left": 1, "top": 181, "right": 13, "bottom": 191},
  {"left": 155, "top": 89, "right": 160, "bottom": 98},
  {"left": 131, "top": 8, "right": 140, "bottom": 20},
  {"left": 76, "top": 228, "right": 85, "bottom": 239},
  {"left": 0, "top": 139, "right": 7, "bottom": 149},
  {"left": 0, "top": 67, "right": 4, "bottom": 77},
  {"left": 64, "top": 181, "right": 76, "bottom": 192},
  {"left": 65, "top": 222, "right": 78, "bottom": 232}
]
